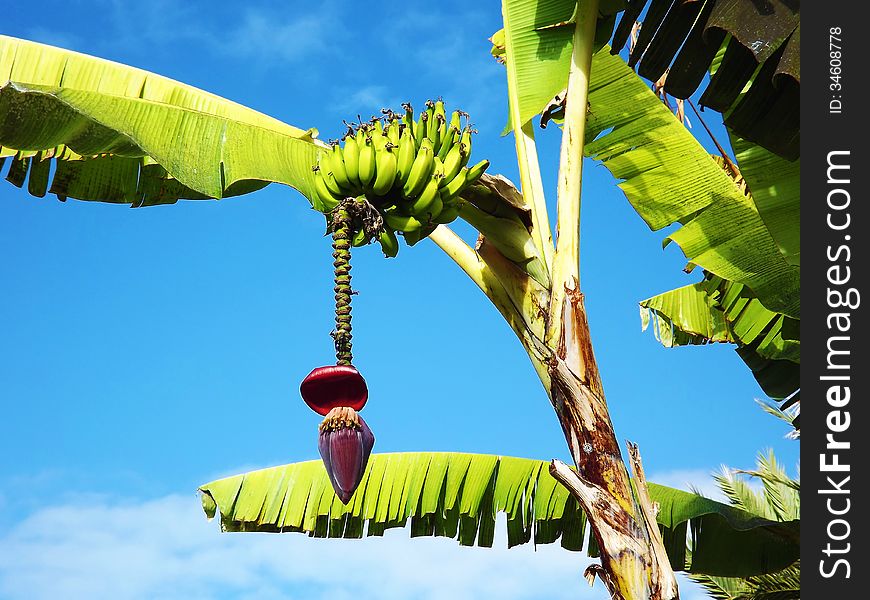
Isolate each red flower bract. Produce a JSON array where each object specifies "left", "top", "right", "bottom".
[
  {"left": 300, "top": 365, "right": 368, "bottom": 415},
  {"left": 318, "top": 411, "right": 375, "bottom": 504}
]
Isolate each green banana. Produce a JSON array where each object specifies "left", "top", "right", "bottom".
[
  {"left": 401, "top": 102, "right": 415, "bottom": 134},
  {"left": 384, "top": 211, "right": 423, "bottom": 233},
  {"left": 402, "top": 139, "right": 434, "bottom": 198},
  {"left": 386, "top": 122, "right": 400, "bottom": 147},
  {"left": 314, "top": 173, "right": 342, "bottom": 212},
  {"left": 415, "top": 111, "right": 428, "bottom": 150},
  {"left": 328, "top": 144, "right": 352, "bottom": 192},
  {"left": 441, "top": 142, "right": 465, "bottom": 184},
  {"left": 439, "top": 166, "right": 468, "bottom": 204},
  {"left": 432, "top": 101, "right": 446, "bottom": 149},
  {"left": 352, "top": 226, "right": 368, "bottom": 247},
  {"left": 403, "top": 228, "right": 423, "bottom": 246},
  {"left": 371, "top": 118, "right": 384, "bottom": 138},
  {"left": 341, "top": 134, "right": 361, "bottom": 188},
  {"left": 466, "top": 159, "right": 489, "bottom": 184},
  {"left": 433, "top": 99, "right": 446, "bottom": 127},
  {"left": 396, "top": 128, "right": 416, "bottom": 183},
  {"left": 409, "top": 176, "right": 439, "bottom": 215},
  {"left": 317, "top": 151, "right": 341, "bottom": 195},
  {"left": 322, "top": 168, "right": 344, "bottom": 197},
  {"left": 434, "top": 116, "right": 447, "bottom": 155},
  {"left": 448, "top": 110, "right": 462, "bottom": 135},
  {"left": 358, "top": 137, "right": 377, "bottom": 187},
  {"left": 433, "top": 200, "right": 462, "bottom": 224},
  {"left": 372, "top": 128, "right": 388, "bottom": 152},
  {"left": 355, "top": 124, "right": 368, "bottom": 147},
  {"left": 458, "top": 128, "right": 472, "bottom": 168},
  {"left": 317, "top": 104, "right": 484, "bottom": 237},
  {"left": 426, "top": 108, "right": 439, "bottom": 145},
  {"left": 318, "top": 150, "right": 335, "bottom": 180},
  {"left": 377, "top": 226, "right": 399, "bottom": 258},
  {"left": 372, "top": 145, "right": 398, "bottom": 196},
  {"left": 424, "top": 193, "right": 444, "bottom": 223},
  {"left": 404, "top": 224, "right": 436, "bottom": 246},
  {"left": 432, "top": 155, "right": 445, "bottom": 179},
  {"left": 438, "top": 126, "right": 458, "bottom": 162}
]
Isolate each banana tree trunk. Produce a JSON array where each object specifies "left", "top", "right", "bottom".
[
  {"left": 542, "top": 287, "right": 679, "bottom": 600},
  {"left": 440, "top": 229, "right": 679, "bottom": 599},
  {"left": 436, "top": 0, "right": 680, "bottom": 586},
  {"left": 535, "top": 0, "right": 679, "bottom": 595}
]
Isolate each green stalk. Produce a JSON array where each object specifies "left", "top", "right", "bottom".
[
  {"left": 429, "top": 225, "right": 551, "bottom": 385},
  {"left": 502, "top": 0, "right": 554, "bottom": 278},
  {"left": 545, "top": 0, "right": 598, "bottom": 347}
]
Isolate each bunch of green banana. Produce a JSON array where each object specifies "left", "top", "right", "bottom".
[{"left": 313, "top": 101, "right": 490, "bottom": 257}]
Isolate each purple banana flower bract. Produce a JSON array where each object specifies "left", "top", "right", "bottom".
[{"left": 319, "top": 414, "right": 375, "bottom": 504}]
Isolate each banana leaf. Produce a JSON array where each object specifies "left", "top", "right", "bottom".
[
  {"left": 500, "top": 0, "right": 624, "bottom": 130},
  {"left": 611, "top": 0, "right": 800, "bottom": 160},
  {"left": 639, "top": 280, "right": 735, "bottom": 348},
  {"left": 640, "top": 274, "right": 800, "bottom": 423},
  {"left": 730, "top": 134, "right": 800, "bottom": 266},
  {"left": 199, "top": 452, "right": 800, "bottom": 578},
  {"left": 585, "top": 50, "right": 799, "bottom": 319},
  {"left": 0, "top": 35, "right": 323, "bottom": 207},
  {"left": 501, "top": 0, "right": 575, "bottom": 131},
  {"left": 500, "top": 1, "right": 799, "bottom": 159},
  {"left": 640, "top": 276, "right": 799, "bottom": 364}
]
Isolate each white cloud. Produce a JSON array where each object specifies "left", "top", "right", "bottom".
[
  {"left": 89, "top": 0, "right": 335, "bottom": 66},
  {"left": 222, "top": 11, "right": 333, "bottom": 63},
  {"left": 0, "top": 492, "right": 711, "bottom": 600},
  {"left": 103, "top": 0, "right": 209, "bottom": 47},
  {"left": 332, "top": 85, "right": 402, "bottom": 118},
  {"left": 24, "top": 28, "right": 82, "bottom": 50},
  {"left": 648, "top": 468, "right": 724, "bottom": 501}
]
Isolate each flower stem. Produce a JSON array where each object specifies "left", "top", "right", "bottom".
[{"left": 331, "top": 203, "right": 353, "bottom": 365}]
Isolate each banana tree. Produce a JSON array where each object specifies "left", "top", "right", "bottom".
[{"left": 0, "top": 0, "right": 799, "bottom": 596}]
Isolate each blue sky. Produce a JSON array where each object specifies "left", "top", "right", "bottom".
[{"left": 1, "top": 2, "right": 798, "bottom": 599}]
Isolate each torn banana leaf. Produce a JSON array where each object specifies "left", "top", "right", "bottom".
[
  {"left": 1, "top": 35, "right": 323, "bottom": 207},
  {"left": 200, "top": 451, "right": 800, "bottom": 578}
]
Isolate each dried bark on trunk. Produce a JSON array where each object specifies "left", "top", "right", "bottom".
[
  {"left": 436, "top": 178, "right": 681, "bottom": 599},
  {"left": 546, "top": 284, "right": 679, "bottom": 600}
]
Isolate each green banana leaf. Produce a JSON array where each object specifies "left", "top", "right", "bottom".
[
  {"left": 501, "top": 0, "right": 575, "bottom": 131},
  {"left": 639, "top": 281, "right": 735, "bottom": 348},
  {"left": 500, "top": 0, "right": 799, "bottom": 160},
  {"left": 737, "top": 347, "right": 800, "bottom": 406},
  {"left": 199, "top": 452, "right": 799, "bottom": 577},
  {"left": 0, "top": 35, "right": 322, "bottom": 207},
  {"left": 640, "top": 274, "right": 800, "bottom": 421},
  {"left": 495, "top": 14, "right": 799, "bottom": 318},
  {"left": 500, "top": 0, "right": 623, "bottom": 130},
  {"left": 585, "top": 50, "right": 799, "bottom": 320},
  {"left": 640, "top": 276, "right": 799, "bottom": 364},
  {"left": 610, "top": 0, "right": 800, "bottom": 160},
  {"left": 731, "top": 135, "right": 800, "bottom": 266}
]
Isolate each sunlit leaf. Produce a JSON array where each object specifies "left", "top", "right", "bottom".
[{"left": 200, "top": 451, "right": 800, "bottom": 577}]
